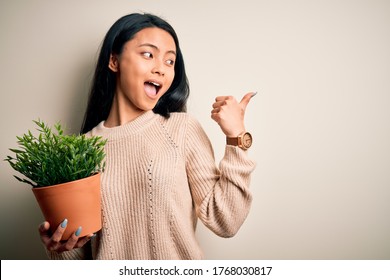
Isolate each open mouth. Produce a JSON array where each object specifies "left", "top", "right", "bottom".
[{"left": 144, "top": 81, "right": 162, "bottom": 97}]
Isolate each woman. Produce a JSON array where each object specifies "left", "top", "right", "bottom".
[{"left": 39, "top": 13, "right": 256, "bottom": 260}]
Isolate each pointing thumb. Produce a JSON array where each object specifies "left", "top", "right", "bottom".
[{"left": 239, "top": 92, "right": 256, "bottom": 110}]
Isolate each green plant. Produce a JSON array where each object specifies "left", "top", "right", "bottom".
[{"left": 5, "top": 120, "right": 106, "bottom": 188}]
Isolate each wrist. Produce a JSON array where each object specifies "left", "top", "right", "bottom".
[{"left": 225, "top": 128, "right": 246, "bottom": 138}]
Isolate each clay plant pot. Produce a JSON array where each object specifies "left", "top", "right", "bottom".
[{"left": 32, "top": 173, "right": 102, "bottom": 240}]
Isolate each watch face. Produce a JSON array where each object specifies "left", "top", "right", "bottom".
[{"left": 242, "top": 132, "right": 252, "bottom": 149}]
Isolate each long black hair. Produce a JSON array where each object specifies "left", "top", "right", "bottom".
[{"left": 80, "top": 13, "right": 189, "bottom": 134}]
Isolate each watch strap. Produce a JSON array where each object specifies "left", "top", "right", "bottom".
[{"left": 226, "top": 136, "right": 239, "bottom": 146}]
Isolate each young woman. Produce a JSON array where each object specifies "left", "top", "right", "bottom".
[{"left": 39, "top": 13, "right": 256, "bottom": 260}]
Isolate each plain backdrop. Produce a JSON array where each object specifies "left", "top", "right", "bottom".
[{"left": 1, "top": 0, "right": 389, "bottom": 260}]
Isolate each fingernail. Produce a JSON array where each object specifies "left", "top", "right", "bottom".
[
  {"left": 75, "top": 226, "right": 82, "bottom": 237},
  {"left": 61, "top": 219, "right": 68, "bottom": 228},
  {"left": 251, "top": 91, "right": 258, "bottom": 97}
]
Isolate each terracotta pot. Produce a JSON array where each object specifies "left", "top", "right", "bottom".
[{"left": 32, "top": 173, "right": 102, "bottom": 240}]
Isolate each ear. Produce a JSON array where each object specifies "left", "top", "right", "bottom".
[{"left": 108, "top": 54, "right": 119, "bottom": 72}]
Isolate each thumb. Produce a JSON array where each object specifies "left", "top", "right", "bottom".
[
  {"left": 39, "top": 221, "right": 50, "bottom": 233},
  {"left": 239, "top": 92, "right": 256, "bottom": 110}
]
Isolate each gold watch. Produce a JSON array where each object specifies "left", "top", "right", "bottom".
[{"left": 226, "top": 132, "right": 253, "bottom": 150}]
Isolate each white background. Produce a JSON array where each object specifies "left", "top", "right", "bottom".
[{"left": 0, "top": 0, "right": 389, "bottom": 259}]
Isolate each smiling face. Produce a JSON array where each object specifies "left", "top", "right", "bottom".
[{"left": 107, "top": 27, "right": 176, "bottom": 125}]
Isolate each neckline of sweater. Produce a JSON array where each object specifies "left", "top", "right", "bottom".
[{"left": 92, "top": 110, "right": 157, "bottom": 140}]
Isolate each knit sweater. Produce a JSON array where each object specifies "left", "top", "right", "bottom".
[{"left": 47, "top": 111, "right": 256, "bottom": 260}]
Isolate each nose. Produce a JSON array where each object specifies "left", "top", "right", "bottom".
[{"left": 152, "top": 61, "right": 165, "bottom": 76}]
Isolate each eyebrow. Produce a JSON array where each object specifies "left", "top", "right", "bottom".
[{"left": 138, "top": 43, "right": 176, "bottom": 56}]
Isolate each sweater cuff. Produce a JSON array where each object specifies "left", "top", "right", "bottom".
[
  {"left": 219, "top": 145, "right": 256, "bottom": 184},
  {"left": 223, "top": 145, "right": 256, "bottom": 168}
]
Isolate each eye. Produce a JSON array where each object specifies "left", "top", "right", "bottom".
[
  {"left": 166, "top": 59, "right": 175, "bottom": 66},
  {"left": 142, "top": 52, "right": 153, "bottom": 59}
]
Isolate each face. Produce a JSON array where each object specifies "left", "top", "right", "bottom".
[{"left": 109, "top": 27, "right": 176, "bottom": 117}]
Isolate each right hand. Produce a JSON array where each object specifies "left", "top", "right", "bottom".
[
  {"left": 39, "top": 220, "right": 93, "bottom": 254},
  {"left": 211, "top": 92, "right": 255, "bottom": 137}
]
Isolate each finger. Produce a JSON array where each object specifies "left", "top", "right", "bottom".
[
  {"left": 215, "top": 95, "right": 233, "bottom": 102},
  {"left": 75, "top": 233, "right": 95, "bottom": 248},
  {"left": 61, "top": 226, "right": 82, "bottom": 252},
  {"left": 211, "top": 112, "right": 220, "bottom": 123},
  {"left": 212, "top": 101, "right": 226, "bottom": 108},
  {"left": 39, "top": 221, "right": 51, "bottom": 243},
  {"left": 211, "top": 107, "right": 221, "bottom": 114},
  {"left": 51, "top": 218, "right": 68, "bottom": 243},
  {"left": 239, "top": 92, "right": 256, "bottom": 110},
  {"left": 38, "top": 221, "right": 50, "bottom": 234}
]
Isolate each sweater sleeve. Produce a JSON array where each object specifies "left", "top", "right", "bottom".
[{"left": 185, "top": 115, "right": 256, "bottom": 237}]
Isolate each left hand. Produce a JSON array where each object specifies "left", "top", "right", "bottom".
[
  {"left": 39, "top": 221, "right": 93, "bottom": 254},
  {"left": 211, "top": 92, "right": 255, "bottom": 137}
]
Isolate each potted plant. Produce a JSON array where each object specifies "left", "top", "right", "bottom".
[{"left": 5, "top": 120, "right": 106, "bottom": 240}]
